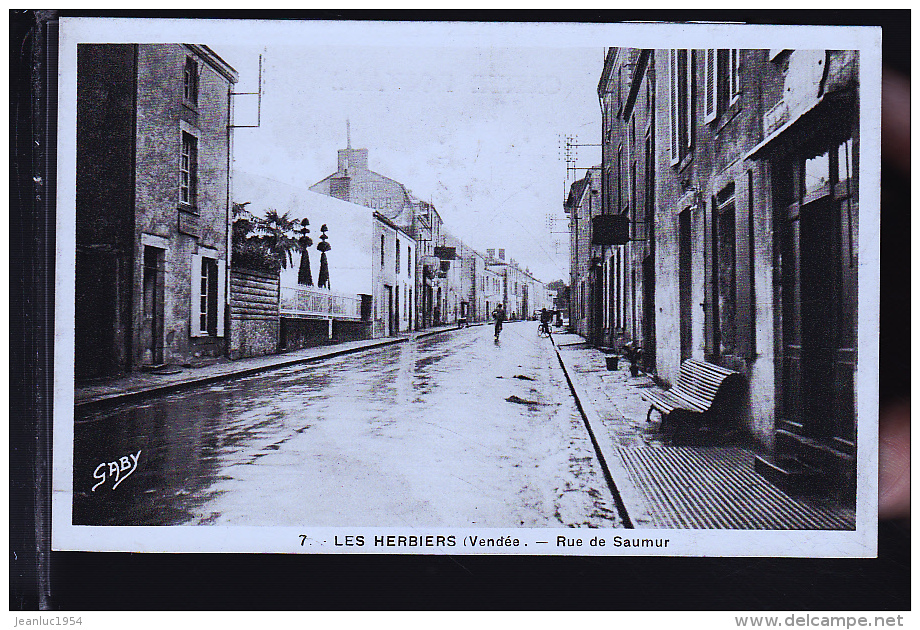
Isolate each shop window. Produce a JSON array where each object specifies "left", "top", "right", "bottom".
[
  {"left": 837, "top": 138, "right": 853, "bottom": 184},
  {"left": 804, "top": 150, "right": 831, "bottom": 199}
]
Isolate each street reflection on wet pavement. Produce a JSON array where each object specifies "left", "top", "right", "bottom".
[{"left": 74, "top": 322, "right": 624, "bottom": 528}]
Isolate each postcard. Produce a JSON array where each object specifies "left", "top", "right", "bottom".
[{"left": 53, "top": 18, "right": 881, "bottom": 556}]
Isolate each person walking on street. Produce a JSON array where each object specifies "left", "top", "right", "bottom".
[{"left": 492, "top": 303, "right": 506, "bottom": 340}]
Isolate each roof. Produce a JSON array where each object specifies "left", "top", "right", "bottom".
[
  {"left": 564, "top": 167, "right": 599, "bottom": 212},
  {"left": 187, "top": 44, "right": 238, "bottom": 83},
  {"left": 564, "top": 177, "right": 589, "bottom": 211}
]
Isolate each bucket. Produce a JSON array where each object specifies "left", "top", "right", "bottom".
[{"left": 605, "top": 355, "right": 619, "bottom": 371}]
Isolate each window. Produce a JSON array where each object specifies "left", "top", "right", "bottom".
[
  {"left": 729, "top": 49, "right": 741, "bottom": 104},
  {"left": 616, "top": 145, "right": 623, "bottom": 212},
  {"left": 629, "top": 116, "right": 637, "bottom": 218},
  {"left": 200, "top": 258, "right": 216, "bottom": 334},
  {"left": 704, "top": 49, "right": 741, "bottom": 123},
  {"left": 396, "top": 239, "right": 401, "bottom": 274},
  {"left": 184, "top": 56, "right": 199, "bottom": 105},
  {"left": 180, "top": 132, "right": 198, "bottom": 206},
  {"left": 630, "top": 161, "right": 637, "bottom": 223},
  {"left": 669, "top": 49, "right": 693, "bottom": 164},
  {"left": 407, "top": 246, "right": 412, "bottom": 277},
  {"left": 714, "top": 186, "right": 736, "bottom": 357},
  {"left": 380, "top": 235, "right": 385, "bottom": 267},
  {"left": 190, "top": 254, "right": 224, "bottom": 338}
]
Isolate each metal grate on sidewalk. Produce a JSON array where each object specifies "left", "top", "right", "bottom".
[{"left": 617, "top": 447, "right": 856, "bottom": 530}]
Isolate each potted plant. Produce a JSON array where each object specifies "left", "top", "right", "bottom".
[{"left": 622, "top": 340, "right": 643, "bottom": 377}]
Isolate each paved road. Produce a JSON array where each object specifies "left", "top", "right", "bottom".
[{"left": 73, "top": 322, "right": 624, "bottom": 528}]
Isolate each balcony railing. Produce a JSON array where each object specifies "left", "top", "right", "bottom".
[{"left": 280, "top": 285, "right": 362, "bottom": 320}]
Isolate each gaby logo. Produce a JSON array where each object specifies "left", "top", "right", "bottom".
[{"left": 92, "top": 450, "right": 142, "bottom": 491}]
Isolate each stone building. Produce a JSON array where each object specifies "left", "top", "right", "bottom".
[
  {"left": 744, "top": 50, "right": 859, "bottom": 498},
  {"left": 373, "top": 213, "right": 417, "bottom": 336},
  {"left": 409, "top": 197, "right": 446, "bottom": 329},
  {"left": 484, "top": 249, "right": 546, "bottom": 321},
  {"left": 460, "top": 245, "right": 502, "bottom": 323},
  {"left": 598, "top": 48, "right": 657, "bottom": 367},
  {"left": 588, "top": 47, "right": 859, "bottom": 502},
  {"left": 477, "top": 257, "right": 504, "bottom": 322},
  {"left": 564, "top": 167, "right": 602, "bottom": 340},
  {"left": 75, "top": 44, "right": 237, "bottom": 378},
  {"left": 310, "top": 134, "right": 444, "bottom": 330}
]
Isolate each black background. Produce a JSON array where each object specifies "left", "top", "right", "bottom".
[{"left": 11, "top": 9, "right": 910, "bottom": 611}]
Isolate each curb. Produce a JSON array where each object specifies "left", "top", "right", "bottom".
[
  {"left": 413, "top": 321, "right": 488, "bottom": 340},
  {"left": 553, "top": 339, "right": 655, "bottom": 529},
  {"left": 75, "top": 336, "right": 409, "bottom": 410}
]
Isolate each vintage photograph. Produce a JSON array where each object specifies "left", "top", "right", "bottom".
[{"left": 53, "top": 19, "right": 881, "bottom": 555}]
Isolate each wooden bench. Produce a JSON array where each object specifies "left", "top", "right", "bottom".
[{"left": 642, "top": 359, "right": 745, "bottom": 425}]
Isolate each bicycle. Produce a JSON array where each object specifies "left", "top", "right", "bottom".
[{"left": 537, "top": 321, "right": 552, "bottom": 338}]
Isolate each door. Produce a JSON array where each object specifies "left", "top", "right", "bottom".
[
  {"left": 642, "top": 254, "right": 656, "bottom": 371},
  {"left": 383, "top": 285, "right": 392, "bottom": 336},
  {"left": 780, "top": 147, "right": 855, "bottom": 447},
  {"left": 142, "top": 246, "right": 165, "bottom": 365},
  {"left": 591, "top": 267, "right": 603, "bottom": 345},
  {"left": 395, "top": 285, "right": 400, "bottom": 333},
  {"left": 678, "top": 209, "right": 692, "bottom": 361}
]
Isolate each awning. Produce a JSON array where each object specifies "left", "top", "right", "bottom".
[{"left": 745, "top": 90, "right": 855, "bottom": 162}]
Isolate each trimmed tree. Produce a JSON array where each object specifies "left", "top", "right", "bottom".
[{"left": 317, "top": 224, "right": 331, "bottom": 289}]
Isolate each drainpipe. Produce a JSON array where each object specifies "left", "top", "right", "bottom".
[{"left": 225, "top": 79, "right": 234, "bottom": 358}]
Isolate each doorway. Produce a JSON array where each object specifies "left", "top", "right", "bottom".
[
  {"left": 142, "top": 246, "right": 165, "bottom": 365},
  {"left": 642, "top": 254, "right": 656, "bottom": 371},
  {"left": 780, "top": 145, "right": 856, "bottom": 448},
  {"left": 383, "top": 284, "right": 393, "bottom": 336}
]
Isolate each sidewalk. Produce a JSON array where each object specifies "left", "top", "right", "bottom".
[
  {"left": 552, "top": 331, "right": 856, "bottom": 530},
  {"left": 74, "top": 323, "right": 467, "bottom": 408}
]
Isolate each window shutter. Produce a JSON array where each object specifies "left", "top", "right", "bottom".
[
  {"left": 704, "top": 198, "right": 716, "bottom": 360},
  {"left": 190, "top": 136, "right": 198, "bottom": 205},
  {"left": 669, "top": 49, "right": 679, "bottom": 164},
  {"left": 684, "top": 50, "right": 694, "bottom": 150},
  {"left": 704, "top": 49, "right": 717, "bottom": 122},
  {"left": 736, "top": 171, "right": 756, "bottom": 360},
  {"left": 216, "top": 259, "right": 226, "bottom": 337},
  {"left": 190, "top": 254, "right": 202, "bottom": 337},
  {"left": 730, "top": 49, "right": 741, "bottom": 102}
]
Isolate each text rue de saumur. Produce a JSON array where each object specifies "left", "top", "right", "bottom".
[{"left": 306, "top": 535, "right": 671, "bottom": 549}]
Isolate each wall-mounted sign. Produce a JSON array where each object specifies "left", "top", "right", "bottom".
[
  {"left": 591, "top": 214, "right": 629, "bottom": 246},
  {"left": 434, "top": 246, "right": 456, "bottom": 260}
]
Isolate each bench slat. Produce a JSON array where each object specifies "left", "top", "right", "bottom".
[{"left": 643, "top": 359, "right": 743, "bottom": 420}]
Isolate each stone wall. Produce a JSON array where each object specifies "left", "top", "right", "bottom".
[
  {"left": 280, "top": 317, "right": 370, "bottom": 350},
  {"left": 133, "top": 44, "right": 234, "bottom": 366},
  {"left": 75, "top": 44, "right": 137, "bottom": 378}
]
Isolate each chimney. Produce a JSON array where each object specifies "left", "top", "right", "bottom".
[
  {"left": 486, "top": 248, "right": 495, "bottom": 259},
  {"left": 498, "top": 248, "right": 505, "bottom": 261}
]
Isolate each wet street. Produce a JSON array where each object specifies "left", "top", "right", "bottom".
[{"left": 74, "top": 322, "right": 624, "bottom": 528}]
